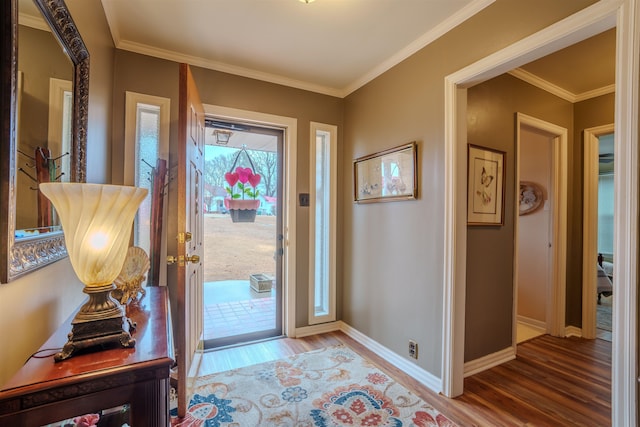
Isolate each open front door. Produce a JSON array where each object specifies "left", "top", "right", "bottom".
[{"left": 176, "top": 63, "right": 205, "bottom": 417}]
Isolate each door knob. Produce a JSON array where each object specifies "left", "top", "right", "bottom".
[
  {"left": 167, "top": 254, "right": 199, "bottom": 265},
  {"left": 185, "top": 254, "right": 200, "bottom": 264},
  {"left": 177, "top": 232, "right": 193, "bottom": 243}
]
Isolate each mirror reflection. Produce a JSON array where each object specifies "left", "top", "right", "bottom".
[
  {"left": 16, "top": 0, "right": 72, "bottom": 239},
  {"left": 2, "top": 0, "right": 88, "bottom": 283}
]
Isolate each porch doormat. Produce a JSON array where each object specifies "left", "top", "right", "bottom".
[{"left": 170, "top": 344, "right": 457, "bottom": 426}]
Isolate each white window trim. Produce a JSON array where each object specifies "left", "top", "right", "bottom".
[
  {"left": 48, "top": 78, "right": 72, "bottom": 181},
  {"left": 124, "top": 91, "right": 171, "bottom": 286},
  {"left": 308, "top": 121, "right": 337, "bottom": 325},
  {"left": 124, "top": 92, "right": 170, "bottom": 185}
]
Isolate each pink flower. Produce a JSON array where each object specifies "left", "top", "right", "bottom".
[
  {"left": 73, "top": 413, "right": 100, "bottom": 427},
  {"left": 248, "top": 172, "right": 261, "bottom": 188},
  {"left": 224, "top": 172, "right": 239, "bottom": 187},
  {"left": 236, "top": 167, "right": 253, "bottom": 184}
]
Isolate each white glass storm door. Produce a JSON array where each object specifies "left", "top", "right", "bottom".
[{"left": 202, "top": 119, "right": 283, "bottom": 348}]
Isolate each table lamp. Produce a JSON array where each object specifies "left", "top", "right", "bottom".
[{"left": 39, "top": 183, "right": 148, "bottom": 362}]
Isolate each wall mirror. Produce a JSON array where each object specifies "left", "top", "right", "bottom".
[{"left": 1, "top": 0, "right": 89, "bottom": 283}]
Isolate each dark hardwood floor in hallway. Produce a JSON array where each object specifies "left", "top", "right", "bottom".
[{"left": 198, "top": 331, "right": 611, "bottom": 426}]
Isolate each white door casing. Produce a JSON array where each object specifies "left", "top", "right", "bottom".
[
  {"left": 203, "top": 104, "right": 298, "bottom": 338},
  {"left": 443, "top": 3, "right": 638, "bottom": 427},
  {"left": 582, "top": 123, "right": 615, "bottom": 339}
]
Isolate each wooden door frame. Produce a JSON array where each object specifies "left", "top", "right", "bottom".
[
  {"left": 442, "top": 2, "right": 638, "bottom": 426},
  {"left": 514, "top": 113, "right": 568, "bottom": 344},
  {"left": 203, "top": 104, "right": 297, "bottom": 338},
  {"left": 582, "top": 123, "right": 615, "bottom": 339}
]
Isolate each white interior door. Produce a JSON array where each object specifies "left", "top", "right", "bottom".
[{"left": 176, "top": 63, "right": 205, "bottom": 417}]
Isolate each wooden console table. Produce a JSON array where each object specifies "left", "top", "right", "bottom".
[{"left": 0, "top": 286, "right": 174, "bottom": 426}]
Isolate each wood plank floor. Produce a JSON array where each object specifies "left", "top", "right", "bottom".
[{"left": 197, "top": 332, "right": 611, "bottom": 426}]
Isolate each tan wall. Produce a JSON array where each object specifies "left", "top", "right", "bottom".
[
  {"left": 0, "top": 0, "right": 114, "bottom": 387},
  {"left": 110, "top": 50, "right": 344, "bottom": 328},
  {"left": 342, "top": 0, "right": 595, "bottom": 374}
]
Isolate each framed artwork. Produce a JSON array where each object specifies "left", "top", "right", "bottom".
[
  {"left": 354, "top": 142, "right": 417, "bottom": 203},
  {"left": 467, "top": 144, "right": 505, "bottom": 225}
]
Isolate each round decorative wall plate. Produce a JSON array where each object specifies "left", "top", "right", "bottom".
[{"left": 519, "top": 181, "right": 544, "bottom": 216}]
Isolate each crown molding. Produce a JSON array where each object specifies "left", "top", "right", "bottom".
[
  {"left": 118, "top": 39, "right": 343, "bottom": 97},
  {"left": 574, "top": 83, "right": 616, "bottom": 102},
  {"left": 509, "top": 67, "right": 615, "bottom": 103}
]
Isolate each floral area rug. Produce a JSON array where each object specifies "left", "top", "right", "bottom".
[{"left": 170, "top": 344, "right": 457, "bottom": 426}]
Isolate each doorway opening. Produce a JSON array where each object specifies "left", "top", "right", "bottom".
[
  {"left": 202, "top": 119, "right": 283, "bottom": 349},
  {"left": 514, "top": 115, "right": 568, "bottom": 344},
  {"left": 595, "top": 133, "right": 614, "bottom": 341},
  {"left": 583, "top": 126, "right": 615, "bottom": 342},
  {"left": 442, "top": 6, "right": 639, "bottom": 418}
]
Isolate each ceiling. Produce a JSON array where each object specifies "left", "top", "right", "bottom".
[
  {"left": 18, "top": 0, "right": 616, "bottom": 153},
  {"left": 19, "top": 0, "right": 616, "bottom": 100},
  {"left": 101, "top": 0, "right": 490, "bottom": 97},
  {"left": 98, "top": 0, "right": 615, "bottom": 100},
  {"left": 96, "top": 0, "right": 616, "bottom": 154}
]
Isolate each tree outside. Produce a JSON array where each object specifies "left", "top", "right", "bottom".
[{"left": 202, "top": 145, "right": 278, "bottom": 284}]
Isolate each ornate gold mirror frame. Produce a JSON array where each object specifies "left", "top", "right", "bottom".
[{"left": 0, "top": 0, "right": 89, "bottom": 283}]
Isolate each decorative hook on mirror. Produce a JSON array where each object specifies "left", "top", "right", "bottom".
[{"left": 0, "top": 0, "right": 89, "bottom": 283}]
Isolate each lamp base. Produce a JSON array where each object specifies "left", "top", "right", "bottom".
[{"left": 54, "top": 283, "right": 136, "bottom": 362}]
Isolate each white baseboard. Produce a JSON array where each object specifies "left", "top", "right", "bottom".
[
  {"left": 295, "top": 321, "right": 342, "bottom": 338},
  {"left": 296, "top": 321, "right": 528, "bottom": 392},
  {"left": 464, "top": 346, "right": 515, "bottom": 377},
  {"left": 338, "top": 321, "right": 442, "bottom": 393},
  {"left": 517, "top": 315, "right": 546, "bottom": 332},
  {"left": 564, "top": 325, "right": 582, "bottom": 337}
]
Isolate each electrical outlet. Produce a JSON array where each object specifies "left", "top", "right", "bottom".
[{"left": 408, "top": 340, "right": 418, "bottom": 359}]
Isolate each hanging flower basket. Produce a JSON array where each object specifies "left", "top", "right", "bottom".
[
  {"left": 224, "top": 147, "right": 262, "bottom": 223},
  {"left": 224, "top": 198, "right": 260, "bottom": 223}
]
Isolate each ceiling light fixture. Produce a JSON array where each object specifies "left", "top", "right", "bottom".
[
  {"left": 299, "top": 0, "right": 315, "bottom": 3},
  {"left": 214, "top": 129, "right": 233, "bottom": 145}
]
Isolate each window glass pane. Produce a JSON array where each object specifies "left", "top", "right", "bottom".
[
  {"left": 134, "top": 104, "right": 160, "bottom": 256},
  {"left": 61, "top": 91, "right": 73, "bottom": 182},
  {"left": 597, "top": 174, "right": 614, "bottom": 256},
  {"left": 314, "top": 132, "right": 329, "bottom": 316}
]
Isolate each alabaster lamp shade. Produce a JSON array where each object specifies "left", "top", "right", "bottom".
[
  {"left": 38, "top": 183, "right": 148, "bottom": 361},
  {"left": 39, "top": 183, "right": 148, "bottom": 288}
]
